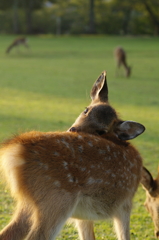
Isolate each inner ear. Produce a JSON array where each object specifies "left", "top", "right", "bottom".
[
  {"left": 90, "top": 71, "right": 108, "bottom": 103},
  {"left": 115, "top": 121, "right": 145, "bottom": 140}
]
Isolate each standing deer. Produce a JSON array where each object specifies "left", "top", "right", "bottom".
[
  {"left": 6, "top": 37, "right": 29, "bottom": 54},
  {"left": 141, "top": 167, "right": 159, "bottom": 238},
  {"left": 114, "top": 47, "right": 131, "bottom": 78},
  {"left": 0, "top": 71, "right": 145, "bottom": 240}
]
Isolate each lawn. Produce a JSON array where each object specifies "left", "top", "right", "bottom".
[{"left": 0, "top": 35, "right": 159, "bottom": 239}]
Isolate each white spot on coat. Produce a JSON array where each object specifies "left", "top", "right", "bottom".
[
  {"left": 54, "top": 180, "right": 61, "bottom": 187},
  {"left": 63, "top": 161, "right": 68, "bottom": 166},
  {"left": 123, "top": 152, "right": 127, "bottom": 160},
  {"left": 61, "top": 138, "right": 70, "bottom": 148},
  {"left": 53, "top": 152, "right": 60, "bottom": 157},
  {"left": 99, "top": 149, "right": 106, "bottom": 155},
  {"left": 80, "top": 167, "right": 86, "bottom": 172},
  {"left": 113, "top": 152, "right": 117, "bottom": 158},
  {"left": 78, "top": 135, "right": 83, "bottom": 139},
  {"left": 107, "top": 146, "right": 110, "bottom": 152},
  {"left": 96, "top": 179, "right": 103, "bottom": 184},
  {"left": 63, "top": 161, "right": 68, "bottom": 170},
  {"left": 70, "top": 147, "right": 75, "bottom": 158},
  {"left": 78, "top": 145, "right": 83, "bottom": 153},
  {"left": 43, "top": 164, "right": 48, "bottom": 170},
  {"left": 88, "top": 141, "right": 93, "bottom": 147},
  {"left": 67, "top": 173, "right": 75, "bottom": 182},
  {"left": 87, "top": 177, "right": 96, "bottom": 184},
  {"left": 94, "top": 138, "right": 99, "bottom": 142},
  {"left": 105, "top": 181, "right": 110, "bottom": 185}
]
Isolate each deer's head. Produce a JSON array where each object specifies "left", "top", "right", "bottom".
[
  {"left": 141, "top": 167, "right": 159, "bottom": 238},
  {"left": 68, "top": 71, "right": 145, "bottom": 141},
  {"left": 126, "top": 66, "right": 131, "bottom": 77}
]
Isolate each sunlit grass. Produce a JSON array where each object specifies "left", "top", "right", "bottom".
[{"left": 0, "top": 35, "right": 159, "bottom": 239}]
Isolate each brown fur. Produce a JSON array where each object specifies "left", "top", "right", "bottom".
[
  {"left": 0, "top": 131, "right": 143, "bottom": 240},
  {"left": 114, "top": 47, "right": 131, "bottom": 77},
  {"left": 6, "top": 37, "right": 29, "bottom": 54},
  {"left": 0, "top": 71, "right": 145, "bottom": 240},
  {"left": 141, "top": 167, "right": 159, "bottom": 238}
]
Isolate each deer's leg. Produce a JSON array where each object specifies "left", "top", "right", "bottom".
[
  {"left": 26, "top": 190, "right": 80, "bottom": 240},
  {"left": 0, "top": 203, "right": 31, "bottom": 240},
  {"left": 113, "top": 201, "right": 132, "bottom": 240},
  {"left": 75, "top": 220, "right": 95, "bottom": 240},
  {"left": 116, "top": 62, "right": 121, "bottom": 77},
  {"left": 117, "top": 61, "right": 121, "bottom": 69}
]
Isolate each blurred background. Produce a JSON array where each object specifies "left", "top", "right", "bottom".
[
  {"left": 0, "top": 0, "right": 159, "bottom": 36},
  {"left": 0, "top": 0, "right": 159, "bottom": 239}
]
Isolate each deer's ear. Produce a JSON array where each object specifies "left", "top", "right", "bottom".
[
  {"left": 90, "top": 71, "right": 108, "bottom": 102},
  {"left": 115, "top": 121, "right": 145, "bottom": 140},
  {"left": 141, "top": 167, "right": 154, "bottom": 193}
]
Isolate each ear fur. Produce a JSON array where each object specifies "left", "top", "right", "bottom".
[
  {"left": 141, "top": 167, "right": 155, "bottom": 193},
  {"left": 90, "top": 71, "right": 108, "bottom": 103},
  {"left": 115, "top": 121, "right": 145, "bottom": 140}
]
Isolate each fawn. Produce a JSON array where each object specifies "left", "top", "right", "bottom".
[
  {"left": 114, "top": 47, "right": 131, "bottom": 77},
  {"left": 0, "top": 71, "right": 145, "bottom": 240},
  {"left": 141, "top": 167, "right": 159, "bottom": 238},
  {"left": 6, "top": 37, "right": 29, "bottom": 54}
]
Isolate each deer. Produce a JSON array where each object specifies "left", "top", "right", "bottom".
[
  {"left": 141, "top": 167, "right": 159, "bottom": 239},
  {"left": 0, "top": 71, "right": 145, "bottom": 240},
  {"left": 6, "top": 37, "right": 29, "bottom": 54},
  {"left": 114, "top": 47, "right": 131, "bottom": 78}
]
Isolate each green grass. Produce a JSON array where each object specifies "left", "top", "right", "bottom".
[{"left": 0, "top": 35, "right": 159, "bottom": 239}]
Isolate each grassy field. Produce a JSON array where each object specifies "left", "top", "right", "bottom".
[{"left": 0, "top": 35, "right": 159, "bottom": 239}]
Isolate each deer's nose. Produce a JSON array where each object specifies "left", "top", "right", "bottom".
[{"left": 155, "top": 230, "right": 159, "bottom": 238}]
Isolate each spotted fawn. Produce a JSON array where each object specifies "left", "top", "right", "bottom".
[{"left": 0, "top": 71, "right": 145, "bottom": 240}]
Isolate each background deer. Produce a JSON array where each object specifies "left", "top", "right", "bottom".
[
  {"left": 141, "top": 167, "right": 159, "bottom": 238},
  {"left": 6, "top": 37, "right": 29, "bottom": 54},
  {"left": 0, "top": 71, "right": 145, "bottom": 240},
  {"left": 114, "top": 46, "right": 131, "bottom": 78}
]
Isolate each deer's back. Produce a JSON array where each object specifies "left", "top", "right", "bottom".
[{"left": 0, "top": 131, "right": 142, "bottom": 214}]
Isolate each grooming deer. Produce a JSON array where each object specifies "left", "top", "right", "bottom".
[
  {"left": 141, "top": 167, "right": 159, "bottom": 238},
  {"left": 114, "top": 47, "right": 131, "bottom": 77},
  {"left": 6, "top": 37, "right": 29, "bottom": 54},
  {"left": 0, "top": 71, "right": 145, "bottom": 240}
]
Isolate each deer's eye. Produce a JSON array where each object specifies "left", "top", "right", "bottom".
[{"left": 84, "top": 107, "right": 89, "bottom": 114}]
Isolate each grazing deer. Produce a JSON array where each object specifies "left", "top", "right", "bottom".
[
  {"left": 141, "top": 167, "right": 159, "bottom": 238},
  {"left": 0, "top": 71, "right": 145, "bottom": 240},
  {"left": 6, "top": 37, "right": 29, "bottom": 54},
  {"left": 114, "top": 47, "right": 131, "bottom": 78}
]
